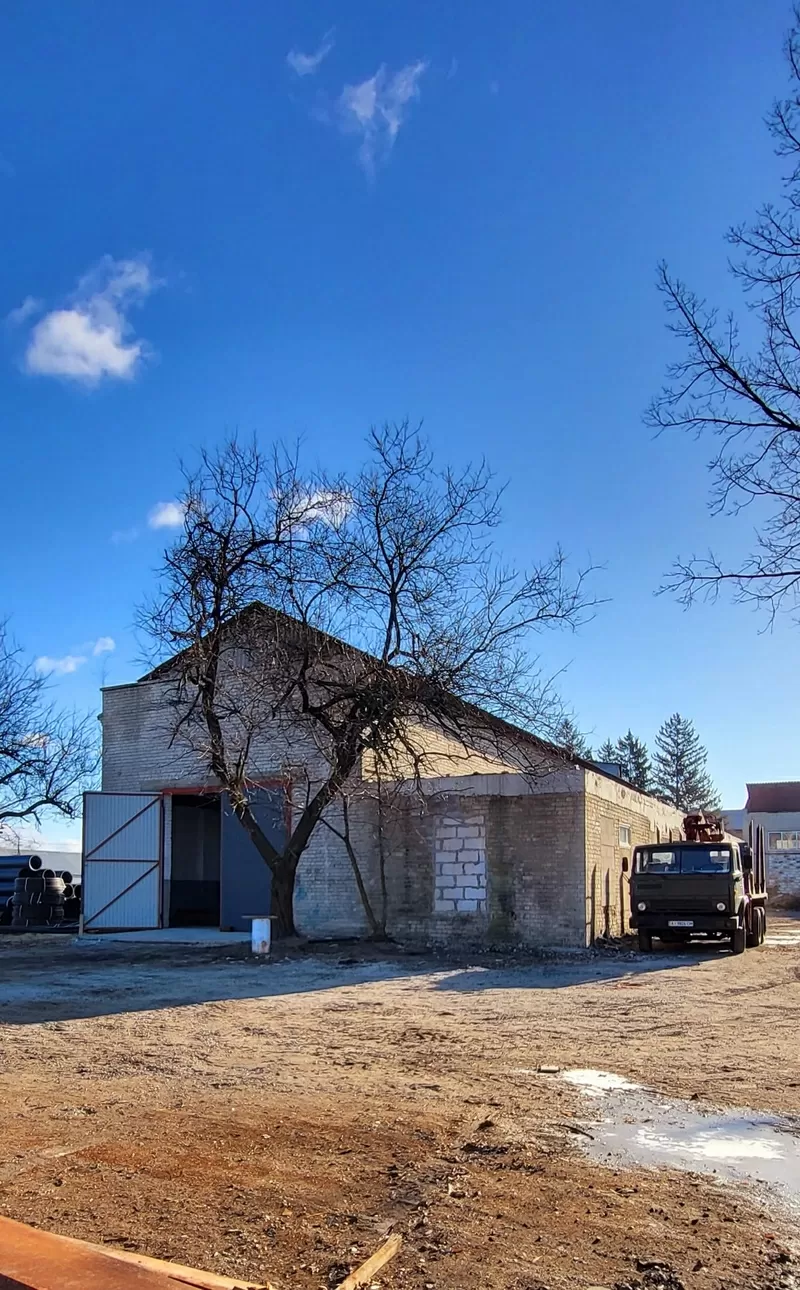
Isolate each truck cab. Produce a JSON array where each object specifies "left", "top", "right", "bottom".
[{"left": 629, "top": 818, "right": 767, "bottom": 955}]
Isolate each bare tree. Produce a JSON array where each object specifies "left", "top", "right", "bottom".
[
  {"left": 647, "top": 9, "right": 800, "bottom": 620},
  {"left": 0, "top": 625, "right": 98, "bottom": 834},
  {"left": 139, "top": 424, "right": 595, "bottom": 938}
]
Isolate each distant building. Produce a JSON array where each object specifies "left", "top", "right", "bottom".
[{"left": 744, "top": 783, "right": 800, "bottom": 907}]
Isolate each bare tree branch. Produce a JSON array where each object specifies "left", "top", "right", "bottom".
[
  {"left": 647, "top": 9, "right": 800, "bottom": 621},
  {"left": 0, "top": 624, "right": 98, "bottom": 833},
  {"left": 139, "top": 425, "right": 596, "bottom": 937}
]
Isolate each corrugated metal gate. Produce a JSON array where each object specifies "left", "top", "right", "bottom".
[{"left": 82, "top": 792, "right": 163, "bottom": 930}]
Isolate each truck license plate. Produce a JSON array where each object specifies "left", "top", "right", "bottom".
[{"left": 668, "top": 919, "right": 694, "bottom": 928}]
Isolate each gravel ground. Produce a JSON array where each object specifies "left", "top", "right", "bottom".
[{"left": 1, "top": 918, "right": 799, "bottom": 1290}]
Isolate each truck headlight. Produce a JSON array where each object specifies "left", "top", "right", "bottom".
[
  {"left": 716, "top": 901, "right": 726, "bottom": 912},
  {"left": 637, "top": 901, "right": 647, "bottom": 912}
]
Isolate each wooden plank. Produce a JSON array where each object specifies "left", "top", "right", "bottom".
[
  {"left": 334, "top": 1234, "right": 403, "bottom": 1290},
  {"left": 0, "top": 1218, "right": 272, "bottom": 1290},
  {"left": 0, "top": 1215, "right": 179, "bottom": 1290},
  {"left": 40, "top": 1231, "right": 272, "bottom": 1290}
]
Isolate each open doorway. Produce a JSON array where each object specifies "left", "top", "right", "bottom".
[{"left": 169, "top": 794, "right": 221, "bottom": 927}]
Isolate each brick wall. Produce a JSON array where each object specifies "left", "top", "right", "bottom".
[
  {"left": 382, "top": 787, "right": 587, "bottom": 948},
  {"left": 744, "top": 811, "right": 800, "bottom": 907},
  {"left": 582, "top": 771, "right": 686, "bottom": 944},
  {"left": 363, "top": 721, "right": 525, "bottom": 780},
  {"left": 102, "top": 679, "right": 694, "bottom": 947}
]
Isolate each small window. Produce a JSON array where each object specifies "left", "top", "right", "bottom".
[
  {"left": 768, "top": 831, "right": 800, "bottom": 851},
  {"left": 619, "top": 824, "right": 631, "bottom": 847}
]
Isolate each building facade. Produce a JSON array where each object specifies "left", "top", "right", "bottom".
[
  {"left": 744, "top": 782, "right": 800, "bottom": 907},
  {"left": 88, "top": 666, "right": 686, "bottom": 948}
]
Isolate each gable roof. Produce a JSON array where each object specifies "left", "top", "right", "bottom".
[
  {"left": 746, "top": 781, "right": 800, "bottom": 814},
  {"left": 138, "top": 601, "right": 663, "bottom": 797}
]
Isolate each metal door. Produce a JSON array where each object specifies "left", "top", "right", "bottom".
[
  {"left": 220, "top": 789, "right": 285, "bottom": 931},
  {"left": 82, "top": 792, "right": 163, "bottom": 930}
]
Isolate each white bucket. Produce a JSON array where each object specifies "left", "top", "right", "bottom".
[{"left": 250, "top": 916, "right": 272, "bottom": 956}]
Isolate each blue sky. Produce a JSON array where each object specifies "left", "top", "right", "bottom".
[{"left": 0, "top": 0, "right": 796, "bottom": 845}]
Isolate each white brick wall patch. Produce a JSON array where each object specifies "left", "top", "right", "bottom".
[{"left": 434, "top": 811, "right": 487, "bottom": 917}]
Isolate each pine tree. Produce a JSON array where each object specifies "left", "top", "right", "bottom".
[
  {"left": 554, "top": 717, "right": 592, "bottom": 759},
  {"left": 615, "top": 730, "right": 651, "bottom": 793},
  {"left": 652, "top": 714, "right": 718, "bottom": 811},
  {"left": 595, "top": 739, "right": 619, "bottom": 764}
]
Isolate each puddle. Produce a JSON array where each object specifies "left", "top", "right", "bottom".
[
  {"left": 558, "top": 1069, "right": 800, "bottom": 1214},
  {"left": 561, "top": 1068, "right": 641, "bottom": 1096}
]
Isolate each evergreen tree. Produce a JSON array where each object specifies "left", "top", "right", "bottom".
[
  {"left": 652, "top": 714, "right": 718, "bottom": 811},
  {"left": 554, "top": 716, "right": 592, "bottom": 759},
  {"left": 615, "top": 729, "right": 651, "bottom": 793},
  {"left": 595, "top": 738, "right": 619, "bottom": 764}
]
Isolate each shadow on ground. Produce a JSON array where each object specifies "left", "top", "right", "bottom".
[{"left": 0, "top": 931, "right": 721, "bottom": 1025}]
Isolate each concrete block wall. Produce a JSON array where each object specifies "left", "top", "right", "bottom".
[
  {"left": 763, "top": 851, "right": 800, "bottom": 906},
  {"left": 433, "top": 812, "right": 487, "bottom": 913}
]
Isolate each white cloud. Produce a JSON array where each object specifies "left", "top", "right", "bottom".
[
  {"left": 148, "top": 500, "right": 185, "bottom": 529},
  {"left": 93, "top": 636, "right": 115, "bottom": 656},
  {"left": 5, "top": 296, "right": 42, "bottom": 327},
  {"left": 24, "top": 255, "right": 159, "bottom": 385},
  {"left": 111, "top": 526, "right": 140, "bottom": 545},
  {"left": 285, "top": 488, "right": 352, "bottom": 530},
  {"left": 287, "top": 30, "right": 335, "bottom": 77},
  {"left": 34, "top": 654, "right": 86, "bottom": 676},
  {"left": 20, "top": 731, "right": 51, "bottom": 748},
  {"left": 338, "top": 60, "right": 427, "bottom": 174}
]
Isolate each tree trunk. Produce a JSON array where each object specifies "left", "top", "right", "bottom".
[
  {"left": 232, "top": 797, "right": 297, "bottom": 938},
  {"left": 269, "top": 863, "right": 297, "bottom": 939}
]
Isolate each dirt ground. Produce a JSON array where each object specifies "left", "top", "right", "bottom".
[{"left": 1, "top": 921, "right": 800, "bottom": 1290}]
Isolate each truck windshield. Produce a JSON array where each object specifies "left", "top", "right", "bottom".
[{"left": 635, "top": 848, "right": 732, "bottom": 874}]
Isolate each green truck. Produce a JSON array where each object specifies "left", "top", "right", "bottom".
[{"left": 627, "top": 812, "right": 767, "bottom": 955}]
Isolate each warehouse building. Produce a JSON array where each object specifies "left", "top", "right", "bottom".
[{"left": 86, "top": 616, "right": 684, "bottom": 949}]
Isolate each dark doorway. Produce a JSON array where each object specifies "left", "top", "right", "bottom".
[{"left": 169, "top": 795, "right": 221, "bottom": 927}]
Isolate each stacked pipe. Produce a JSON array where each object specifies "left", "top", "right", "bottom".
[
  {"left": 8, "top": 857, "right": 82, "bottom": 930},
  {"left": 0, "top": 856, "right": 23, "bottom": 924}
]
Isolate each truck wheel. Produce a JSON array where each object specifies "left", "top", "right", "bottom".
[
  {"left": 638, "top": 929, "right": 652, "bottom": 953},
  {"left": 731, "top": 922, "right": 747, "bottom": 956},
  {"left": 759, "top": 909, "right": 767, "bottom": 944},
  {"left": 755, "top": 907, "right": 766, "bottom": 946},
  {"left": 746, "top": 906, "right": 759, "bottom": 948}
]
